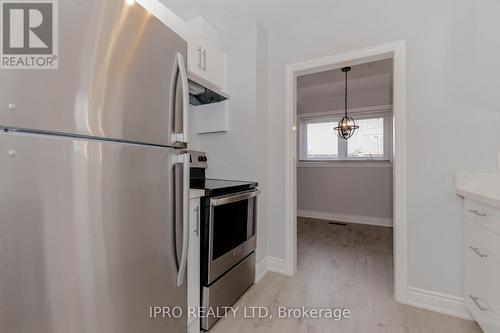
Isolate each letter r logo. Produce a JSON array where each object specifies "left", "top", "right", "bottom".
[{"left": 2, "top": 1, "right": 53, "bottom": 54}]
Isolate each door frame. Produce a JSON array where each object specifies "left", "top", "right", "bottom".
[{"left": 283, "top": 40, "right": 408, "bottom": 303}]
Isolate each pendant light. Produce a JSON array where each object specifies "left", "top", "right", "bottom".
[{"left": 334, "top": 66, "right": 359, "bottom": 140}]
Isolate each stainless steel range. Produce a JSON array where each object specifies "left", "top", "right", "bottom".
[{"left": 189, "top": 151, "right": 258, "bottom": 330}]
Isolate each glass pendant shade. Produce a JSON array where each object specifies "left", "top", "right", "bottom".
[
  {"left": 335, "top": 115, "right": 359, "bottom": 139},
  {"left": 334, "top": 66, "right": 359, "bottom": 140}
]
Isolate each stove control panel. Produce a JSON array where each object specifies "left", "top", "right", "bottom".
[{"left": 187, "top": 150, "right": 207, "bottom": 169}]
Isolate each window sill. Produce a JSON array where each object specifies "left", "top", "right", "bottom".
[{"left": 298, "top": 160, "right": 393, "bottom": 168}]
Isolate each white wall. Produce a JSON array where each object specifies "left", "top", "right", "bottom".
[
  {"left": 297, "top": 63, "right": 393, "bottom": 220},
  {"left": 189, "top": 19, "right": 269, "bottom": 264},
  {"left": 267, "top": 0, "right": 500, "bottom": 299}
]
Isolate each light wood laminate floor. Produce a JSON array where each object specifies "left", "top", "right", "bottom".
[{"left": 209, "top": 217, "right": 481, "bottom": 333}]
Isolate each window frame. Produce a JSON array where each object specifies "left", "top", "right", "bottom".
[
  {"left": 298, "top": 106, "right": 393, "bottom": 165},
  {"left": 299, "top": 116, "right": 340, "bottom": 161}
]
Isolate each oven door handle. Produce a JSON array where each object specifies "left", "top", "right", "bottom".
[{"left": 210, "top": 189, "right": 259, "bottom": 207}]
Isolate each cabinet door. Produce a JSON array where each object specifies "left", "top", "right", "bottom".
[
  {"left": 203, "top": 45, "right": 226, "bottom": 91},
  {"left": 187, "top": 198, "right": 201, "bottom": 332},
  {"left": 187, "top": 39, "right": 226, "bottom": 92},
  {"left": 188, "top": 40, "right": 204, "bottom": 78}
]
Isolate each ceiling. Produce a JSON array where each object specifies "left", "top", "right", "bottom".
[
  {"left": 298, "top": 59, "right": 393, "bottom": 89},
  {"left": 159, "top": 0, "right": 379, "bottom": 30},
  {"left": 297, "top": 59, "right": 393, "bottom": 113}
]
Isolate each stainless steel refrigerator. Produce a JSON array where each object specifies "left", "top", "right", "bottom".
[{"left": 0, "top": 0, "right": 190, "bottom": 332}]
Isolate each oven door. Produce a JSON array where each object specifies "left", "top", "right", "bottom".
[{"left": 207, "top": 190, "right": 258, "bottom": 284}]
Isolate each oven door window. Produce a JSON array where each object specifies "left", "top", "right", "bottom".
[{"left": 212, "top": 197, "right": 255, "bottom": 260}]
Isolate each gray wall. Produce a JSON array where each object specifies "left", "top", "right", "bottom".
[
  {"left": 298, "top": 167, "right": 393, "bottom": 219},
  {"left": 266, "top": 0, "right": 500, "bottom": 298},
  {"left": 297, "top": 63, "right": 393, "bottom": 220}
]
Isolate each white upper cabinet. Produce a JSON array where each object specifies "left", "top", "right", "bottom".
[
  {"left": 137, "top": 3, "right": 228, "bottom": 93},
  {"left": 186, "top": 17, "right": 227, "bottom": 92}
]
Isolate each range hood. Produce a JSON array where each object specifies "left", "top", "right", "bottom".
[{"left": 188, "top": 74, "right": 229, "bottom": 106}]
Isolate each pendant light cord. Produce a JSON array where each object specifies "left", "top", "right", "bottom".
[{"left": 344, "top": 69, "right": 348, "bottom": 116}]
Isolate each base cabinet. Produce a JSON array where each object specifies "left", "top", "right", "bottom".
[
  {"left": 188, "top": 197, "right": 201, "bottom": 333},
  {"left": 463, "top": 199, "right": 500, "bottom": 332}
]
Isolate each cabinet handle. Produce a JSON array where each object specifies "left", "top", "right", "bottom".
[
  {"left": 197, "top": 47, "right": 202, "bottom": 69},
  {"left": 194, "top": 206, "right": 200, "bottom": 237},
  {"left": 469, "top": 246, "right": 488, "bottom": 258},
  {"left": 470, "top": 295, "right": 488, "bottom": 311},
  {"left": 469, "top": 209, "right": 487, "bottom": 217},
  {"left": 202, "top": 49, "right": 207, "bottom": 71}
]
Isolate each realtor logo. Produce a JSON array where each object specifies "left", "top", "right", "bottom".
[{"left": 1, "top": 0, "right": 58, "bottom": 69}]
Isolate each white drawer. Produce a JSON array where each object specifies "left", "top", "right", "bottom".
[
  {"left": 465, "top": 199, "right": 500, "bottom": 237},
  {"left": 466, "top": 296, "right": 498, "bottom": 333},
  {"left": 465, "top": 218, "right": 500, "bottom": 332}
]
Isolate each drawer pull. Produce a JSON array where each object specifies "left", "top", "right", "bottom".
[
  {"left": 470, "top": 295, "right": 488, "bottom": 312},
  {"left": 469, "top": 209, "right": 487, "bottom": 217},
  {"left": 469, "top": 246, "right": 488, "bottom": 258}
]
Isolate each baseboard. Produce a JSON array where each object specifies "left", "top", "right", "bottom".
[
  {"left": 268, "top": 257, "right": 287, "bottom": 274},
  {"left": 255, "top": 258, "right": 268, "bottom": 282},
  {"left": 255, "top": 256, "right": 287, "bottom": 282},
  {"left": 297, "top": 210, "right": 393, "bottom": 227},
  {"left": 407, "top": 287, "right": 472, "bottom": 320}
]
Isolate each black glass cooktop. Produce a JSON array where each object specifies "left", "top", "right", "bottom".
[{"left": 191, "top": 178, "right": 258, "bottom": 197}]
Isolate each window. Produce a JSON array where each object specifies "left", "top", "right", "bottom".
[
  {"left": 347, "top": 118, "right": 384, "bottom": 159},
  {"left": 299, "top": 111, "right": 392, "bottom": 162},
  {"left": 305, "top": 119, "right": 338, "bottom": 160}
]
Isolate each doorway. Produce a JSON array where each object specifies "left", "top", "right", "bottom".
[{"left": 283, "top": 41, "right": 408, "bottom": 303}]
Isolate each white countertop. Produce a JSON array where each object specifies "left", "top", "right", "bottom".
[
  {"left": 189, "top": 189, "right": 205, "bottom": 200},
  {"left": 456, "top": 172, "right": 500, "bottom": 209}
]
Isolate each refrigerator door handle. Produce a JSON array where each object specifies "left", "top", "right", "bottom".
[
  {"left": 171, "top": 52, "right": 189, "bottom": 145},
  {"left": 176, "top": 152, "right": 190, "bottom": 287}
]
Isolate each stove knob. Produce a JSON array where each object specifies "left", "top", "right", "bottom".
[
  {"left": 203, "top": 156, "right": 208, "bottom": 162},
  {"left": 198, "top": 156, "right": 204, "bottom": 162}
]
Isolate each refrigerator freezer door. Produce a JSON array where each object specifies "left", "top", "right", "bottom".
[
  {"left": 0, "top": 0, "right": 188, "bottom": 148},
  {"left": 0, "top": 132, "right": 187, "bottom": 333}
]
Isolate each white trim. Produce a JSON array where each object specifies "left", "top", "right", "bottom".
[
  {"left": 392, "top": 41, "right": 408, "bottom": 304},
  {"left": 255, "top": 256, "right": 288, "bottom": 283},
  {"left": 298, "top": 210, "right": 393, "bottom": 227},
  {"left": 298, "top": 161, "right": 392, "bottom": 168},
  {"left": 255, "top": 258, "right": 268, "bottom": 283},
  {"left": 268, "top": 257, "right": 287, "bottom": 274},
  {"left": 285, "top": 65, "right": 298, "bottom": 276},
  {"left": 284, "top": 40, "right": 408, "bottom": 303},
  {"left": 407, "top": 287, "right": 472, "bottom": 320}
]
